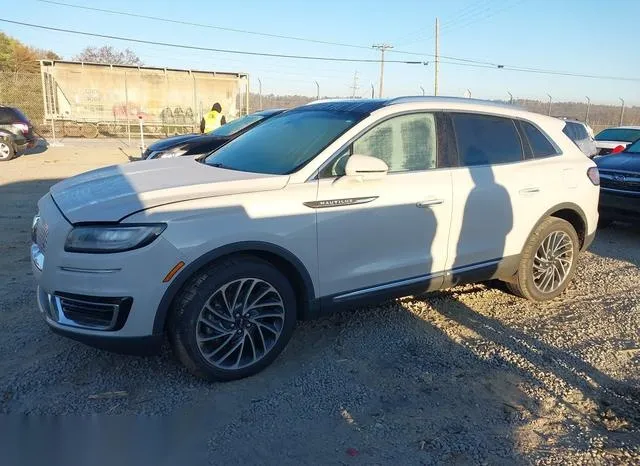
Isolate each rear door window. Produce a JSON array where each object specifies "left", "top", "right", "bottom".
[
  {"left": 451, "top": 113, "right": 523, "bottom": 166},
  {"left": 523, "top": 121, "right": 559, "bottom": 158}
]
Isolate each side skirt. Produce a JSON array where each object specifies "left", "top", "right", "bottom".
[{"left": 307, "top": 255, "right": 521, "bottom": 318}]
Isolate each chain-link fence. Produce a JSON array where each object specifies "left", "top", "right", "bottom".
[{"left": 0, "top": 72, "right": 45, "bottom": 129}]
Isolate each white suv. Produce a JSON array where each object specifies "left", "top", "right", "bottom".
[{"left": 31, "top": 97, "right": 600, "bottom": 381}]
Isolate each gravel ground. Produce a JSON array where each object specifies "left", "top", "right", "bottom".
[{"left": 1, "top": 142, "right": 639, "bottom": 464}]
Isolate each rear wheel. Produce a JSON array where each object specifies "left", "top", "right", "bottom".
[
  {"left": 0, "top": 140, "right": 15, "bottom": 161},
  {"left": 169, "top": 256, "right": 297, "bottom": 381},
  {"left": 506, "top": 217, "right": 579, "bottom": 301}
]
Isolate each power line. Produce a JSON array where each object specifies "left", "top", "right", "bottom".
[
  {"left": 0, "top": 19, "right": 423, "bottom": 64},
  {"left": 34, "top": 0, "right": 374, "bottom": 51},
  {"left": 395, "top": 0, "right": 493, "bottom": 46},
  {"left": 3, "top": 18, "right": 640, "bottom": 83},
  {"left": 29, "top": 0, "right": 499, "bottom": 67},
  {"left": 440, "top": 0, "right": 527, "bottom": 37}
]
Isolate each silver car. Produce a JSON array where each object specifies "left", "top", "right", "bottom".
[{"left": 561, "top": 119, "right": 597, "bottom": 158}]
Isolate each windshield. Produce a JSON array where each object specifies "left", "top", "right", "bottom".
[
  {"left": 207, "top": 114, "right": 266, "bottom": 137},
  {"left": 595, "top": 128, "right": 640, "bottom": 143},
  {"left": 624, "top": 139, "right": 640, "bottom": 153},
  {"left": 204, "top": 109, "right": 364, "bottom": 174}
]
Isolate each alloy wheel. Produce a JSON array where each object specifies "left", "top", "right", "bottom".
[
  {"left": 532, "top": 230, "right": 574, "bottom": 294},
  {"left": 0, "top": 142, "right": 11, "bottom": 159},
  {"left": 195, "top": 278, "right": 285, "bottom": 370}
]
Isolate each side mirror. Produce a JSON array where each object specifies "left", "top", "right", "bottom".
[{"left": 344, "top": 154, "right": 388, "bottom": 180}]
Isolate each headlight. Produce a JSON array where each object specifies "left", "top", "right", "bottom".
[
  {"left": 154, "top": 145, "right": 190, "bottom": 159},
  {"left": 65, "top": 224, "right": 166, "bottom": 253}
]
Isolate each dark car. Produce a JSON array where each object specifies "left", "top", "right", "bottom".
[
  {"left": 142, "top": 108, "right": 285, "bottom": 160},
  {"left": 596, "top": 138, "right": 640, "bottom": 226},
  {"left": 0, "top": 106, "right": 36, "bottom": 162}
]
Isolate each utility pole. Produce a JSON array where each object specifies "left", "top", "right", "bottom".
[
  {"left": 371, "top": 83, "right": 375, "bottom": 98},
  {"left": 507, "top": 91, "right": 513, "bottom": 104},
  {"left": 434, "top": 18, "right": 439, "bottom": 96},
  {"left": 547, "top": 93, "right": 552, "bottom": 116},
  {"left": 466, "top": 88, "right": 471, "bottom": 98},
  {"left": 350, "top": 71, "right": 360, "bottom": 98},
  {"left": 420, "top": 85, "right": 425, "bottom": 96},
  {"left": 258, "top": 78, "right": 263, "bottom": 110},
  {"left": 585, "top": 96, "right": 591, "bottom": 123},
  {"left": 619, "top": 98, "right": 625, "bottom": 125},
  {"left": 314, "top": 80, "right": 319, "bottom": 100},
  {"left": 372, "top": 44, "right": 392, "bottom": 98}
]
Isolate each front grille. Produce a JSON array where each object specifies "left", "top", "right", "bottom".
[
  {"left": 600, "top": 171, "right": 640, "bottom": 193},
  {"left": 51, "top": 293, "right": 132, "bottom": 331}
]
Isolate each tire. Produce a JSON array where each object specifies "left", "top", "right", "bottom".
[
  {"left": 506, "top": 217, "right": 579, "bottom": 302},
  {"left": 168, "top": 256, "right": 297, "bottom": 381},
  {"left": 0, "top": 139, "right": 15, "bottom": 161}
]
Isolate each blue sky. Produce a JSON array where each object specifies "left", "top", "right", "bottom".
[{"left": 2, "top": 0, "right": 639, "bottom": 105}]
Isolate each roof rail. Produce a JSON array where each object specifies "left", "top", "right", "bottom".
[{"left": 384, "top": 95, "right": 518, "bottom": 110}]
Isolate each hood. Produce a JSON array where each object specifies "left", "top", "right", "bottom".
[
  {"left": 596, "top": 152, "right": 640, "bottom": 172},
  {"left": 147, "top": 134, "right": 202, "bottom": 151},
  {"left": 50, "top": 158, "right": 289, "bottom": 223}
]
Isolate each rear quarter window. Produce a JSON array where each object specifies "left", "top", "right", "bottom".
[
  {"left": 522, "top": 121, "right": 560, "bottom": 158},
  {"left": 451, "top": 113, "right": 523, "bottom": 166}
]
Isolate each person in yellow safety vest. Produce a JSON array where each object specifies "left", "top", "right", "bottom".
[{"left": 200, "top": 102, "right": 227, "bottom": 133}]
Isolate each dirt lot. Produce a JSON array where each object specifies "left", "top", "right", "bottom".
[{"left": 1, "top": 141, "right": 639, "bottom": 464}]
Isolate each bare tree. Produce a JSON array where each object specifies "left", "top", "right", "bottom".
[{"left": 73, "top": 46, "right": 143, "bottom": 66}]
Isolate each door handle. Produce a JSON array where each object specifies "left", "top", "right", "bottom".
[
  {"left": 416, "top": 199, "right": 444, "bottom": 208},
  {"left": 519, "top": 187, "right": 540, "bottom": 195}
]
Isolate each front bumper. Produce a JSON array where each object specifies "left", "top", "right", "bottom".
[
  {"left": 49, "top": 324, "right": 163, "bottom": 355},
  {"left": 32, "top": 194, "right": 186, "bottom": 353},
  {"left": 599, "top": 188, "right": 640, "bottom": 221}
]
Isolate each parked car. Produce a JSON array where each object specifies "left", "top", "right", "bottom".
[
  {"left": 594, "top": 126, "right": 640, "bottom": 156},
  {"left": 142, "top": 109, "right": 285, "bottom": 160},
  {"left": 559, "top": 118, "right": 597, "bottom": 157},
  {"left": 0, "top": 106, "right": 36, "bottom": 161},
  {"left": 595, "top": 137, "right": 640, "bottom": 226},
  {"left": 31, "top": 97, "right": 599, "bottom": 381}
]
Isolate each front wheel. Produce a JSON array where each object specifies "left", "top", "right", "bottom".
[
  {"left": 506, "top": 217, "right": 579, "bottom": 301},
  {"left": 0, "top": 140, "right": 15, "bottom": 161},
  {"left": 168, "top": 256, "right": 297, "bottom": 381}
]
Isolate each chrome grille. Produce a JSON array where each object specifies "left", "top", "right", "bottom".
[
  {"left": 48, "top": 294, "right": 133, "bottom": 331},
  {"left": 600, "top": 171, "right": 640, "bottom": 193},
  {"left": 58, "top": 296, "right": 119, "bottom": 329}
]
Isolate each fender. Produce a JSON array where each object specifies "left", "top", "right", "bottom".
[
  {"left": 0, "top": 128, "right": 14, "bottom": 140},
  {"left": 531, "top": 202, "right": 589, "bottom": 250},
  {"left": 152, "top": 241, "right": 316, "bottom": 334}
]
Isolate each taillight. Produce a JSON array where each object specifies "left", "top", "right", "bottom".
[
  {"left": 587, "top": 167, "right": 600, "bottom": 186},
  {"left": 13, "top": 122, "right": 29, "bottom": 135},
  {"left": 611, "top": 145, "right": 625, "bottom": 154}
]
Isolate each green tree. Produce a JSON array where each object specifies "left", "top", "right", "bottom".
[{"left": 0, "top": 32, "right": 60, "bottom": 72}]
